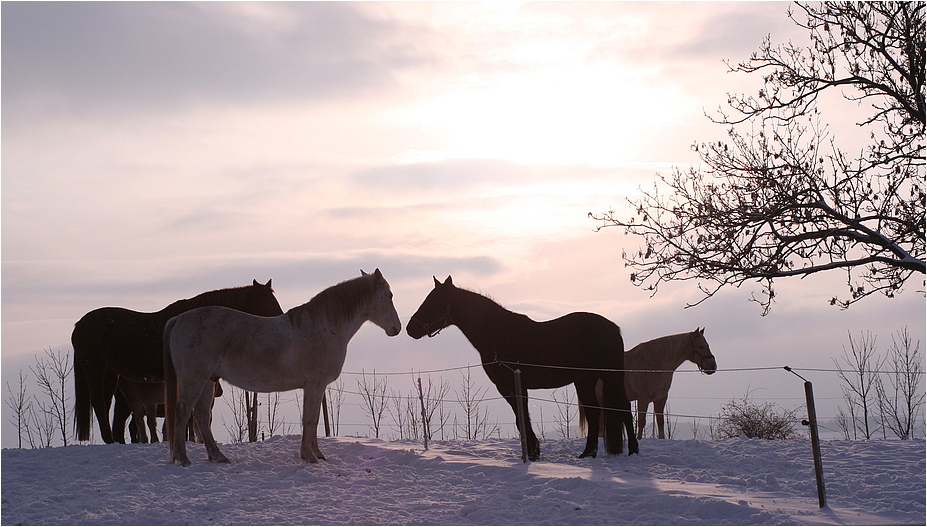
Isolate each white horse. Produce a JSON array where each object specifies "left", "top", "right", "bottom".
[{"left": 164, "top": 269, "right": 401, "bottom": 466}]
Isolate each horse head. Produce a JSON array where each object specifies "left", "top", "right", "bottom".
[
  {"left": 689, "top": 327, "right": 717, "bottom": 374},
  {"left": 407, "top": 275, "right": 455, "bottom": 339},
  {"left": 248, "top": 279, "right": 285, "bottom": 317},
  {"left": 361, "top": 269, "right": 402, "bottom": 337}
]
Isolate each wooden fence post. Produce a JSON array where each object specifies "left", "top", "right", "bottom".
[
  {"left": 513, "top": 369, "right": 529, "bottom": 463},
  {"left": 322, "top": 393, "right": 331, "bottom": 437},
  {"left": 785, "top": 366, "right": 827, "bottom": 508}
]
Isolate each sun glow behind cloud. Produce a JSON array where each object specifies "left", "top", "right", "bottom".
[{"left": 399, "top": 64, "right": 680, "bottom": 166}]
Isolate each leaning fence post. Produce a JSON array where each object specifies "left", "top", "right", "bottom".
[
  {"left": 784, "top": 366, "right": 826, "bottom": 508},
  {"left": 513, "top": 369, "right": 529, "bottom": 463},
  {"left": 417, "top": 376, "right": 429, "bottom": 451}
]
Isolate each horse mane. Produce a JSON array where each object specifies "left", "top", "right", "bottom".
[
  {"left": 161, "top": 284, "right": 268, "bottom": 318},
  {"left": 456, "top": 286, "right": 526, "bottom": 318},
  {"left": 287, "top": 275, "right": 378, "bottom": 328}
]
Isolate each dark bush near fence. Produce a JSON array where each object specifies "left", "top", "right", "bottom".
[{"left": 716, "top": 394, "right": 799, "bottom": 440}]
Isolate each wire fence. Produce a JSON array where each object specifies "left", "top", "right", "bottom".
[{"left": 217, "top": 359, "right": 924, "bottom": 444}]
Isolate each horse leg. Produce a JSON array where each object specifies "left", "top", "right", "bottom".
[
  {"left": 147, "top": 407, "right": 159, "bottom": 442},
  {"left": 654, "top": 396, "right": 668, "bottom": 439},
  {"left": 574, "top": 379, "right": 600, "bottom": 458},
  {"left": 299, "top": 387, "right": 326, "bottom": 462},
  {"left": 113, "top": 388, "right": 132, "bottom": 443},
  {"left": 88, "top": 371, "right": 118, "bottom": 444},
  {"left": 170, "top": 393, "right": 194, "bottom": 466},
  {"left": 636, "top": 399, "right": 649, "bottom": 440},
  {"left": 192, "top": 382, "right": 227, "bottom": 463},
  {"left": 502, "top": 388, "right": 539, "bottom": 461},
  {"left": 622, "top": 390, "right": 639, "bottom": 455},
  {"left": 170, "top": 381, "right": 214, "bottom": 466},
  {"left": 131, "top": 408, "right": 150, "bottom": 443}
]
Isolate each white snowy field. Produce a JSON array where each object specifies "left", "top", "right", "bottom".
[{"left": 2, "top": 436, "right": 923, "bottom": 525}]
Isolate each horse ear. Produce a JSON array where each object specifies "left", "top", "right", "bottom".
[
  {"left": 361, "top": 269, "right": 369, "bottom": 276},
  {"left": 433, "top": 276, "right": 441, "bottom": 287},
  {"left": 444, "top": 275, "right": 453, "bottom": 286},
  {"left": 266, "top": 279, "right": 272, "bottom": 288},
  {"left": 253, "top": 279, "right": 259, "bottom": 286},
  {"left": 373, "top": 268, "right": 383, "bottom": 281}
]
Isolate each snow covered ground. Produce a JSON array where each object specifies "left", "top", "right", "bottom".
[{"left": 2, "top": 436, "right": 923, "bottom": 525}]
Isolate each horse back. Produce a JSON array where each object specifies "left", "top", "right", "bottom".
[
  {"left": 73, "top": 307, "right": 167, "bottom": 381},
  {"left": 624, "top": 344, "right": 675, "bottom": 402},
  {"left": 166, "top": 306, "right": 307, "bottom": 392},
  {"left": 482, "top": 311, "right": 624, "bottom": 389}
]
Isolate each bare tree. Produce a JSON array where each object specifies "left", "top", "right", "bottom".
[
  {"left": 876, "top": 327, "right": 925, "bottom": 439},
  {"left": 456, "top": 369, "right": 499, "bottom": 440},
  {"left": 357, "top": 370, "right": 389, "bottom": 438},
  {"left": 30, "top": 348, "right": 73, "bottom": 446},
  {"left": 264, "top": 392, "right": 285, "bottom": 438},
  {"left": 550, "top": 387, "right": 577, "bottom": 439},
  {"left": 418, "top": 375, "right": 451, "bottom": 442},
  {"left": 834, "top": 331, "right": 884, "bottom": 439},
  {"left": 222, "top": 385, "right": 250, "bottom": 443},
  {"left": 26, "top": 403, "right": 57, "bottom": 448},
  {"left": 388, "top": 388, "right": 416, "bottom": 440},
  {"left": 591, "top": 2, "right": 924, "bottom": 314},
  {"left": 5, "top": 370, "right": 32, "bottom": 448}
]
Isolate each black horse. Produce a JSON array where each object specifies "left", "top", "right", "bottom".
[
  {"left": 407, "top": 276, "right": 638, "bottom": 460},
  {"left": 72, "top": 280, "right": 283, "bottom": 444}
]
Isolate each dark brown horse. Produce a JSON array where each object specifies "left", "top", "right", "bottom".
[
  {"left": 73, "top": 280, "right": 283, "bottom": 444},
  {"left": 407, "top": 276, "right": 637, "bottom": 460}
]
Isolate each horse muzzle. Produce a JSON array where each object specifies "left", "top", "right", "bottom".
[{"left": 406, "top": 320, "right": 426, "bottom": 339}]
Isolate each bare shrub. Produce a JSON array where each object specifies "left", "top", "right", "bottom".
[{"left": 716, "top": 393, "right": 799, "bottom": 440}]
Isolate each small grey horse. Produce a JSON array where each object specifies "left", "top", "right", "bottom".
[{"left": 581, "top": 328, "right": 717, "bottom": 439}]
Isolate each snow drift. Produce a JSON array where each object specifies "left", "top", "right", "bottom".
[{"left": 2, "top": 436, "right": 923, "bottom": 525}]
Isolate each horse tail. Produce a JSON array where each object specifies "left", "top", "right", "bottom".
[
  {"left": 73, "top": 357, "right": 93, "bottom": 442},
  {"left": 163, "top": 317, "right": 179, "bottom": 460},
  {"left": 72, "top": 325, "right": 93, "bottom": 442},
  {"left": 578, "top": 402, "right": 588, "bottom": 436},
  {"left": 576, "top": 379, "right": 602, "bottom": 437}
]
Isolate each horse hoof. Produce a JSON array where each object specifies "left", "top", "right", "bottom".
[{"left": 577, "top": 450, "right": 597, "bottom": 459}]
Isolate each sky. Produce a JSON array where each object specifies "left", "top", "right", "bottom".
[{"left": 2, "top": 1, "right": 924, "bottom": 448}]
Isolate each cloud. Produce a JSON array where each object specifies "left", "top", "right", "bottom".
[
  {"left": 1, "top": 251, "right": 502, "bottom": 314},
  {"left": 675, "top": 5, "right": 799, "bottom": 60},
  {"left": 1, "top": 2, "right": 434, "bottom": 124}
]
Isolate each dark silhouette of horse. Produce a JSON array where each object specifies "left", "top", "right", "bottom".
[
  {"left": 72, "top": 280, "right": 283, "bottom": 444},
  {"left": 407, "top": 276, "right": 637, "bottom": 460}
]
